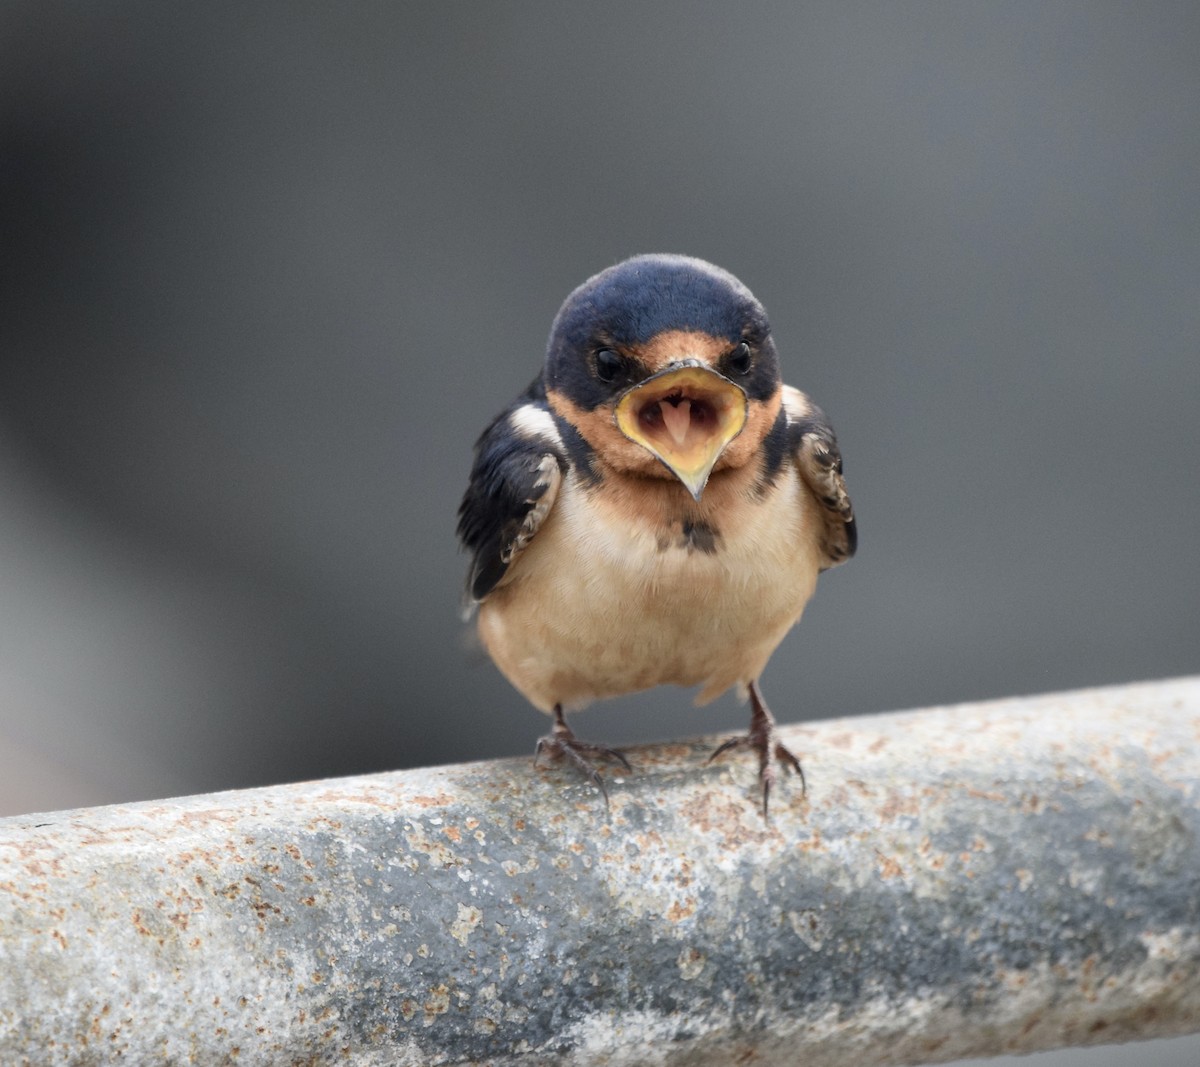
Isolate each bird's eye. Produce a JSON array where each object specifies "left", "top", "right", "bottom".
[
  {"left": 728, "top": 341, "right": 753, "bottom": 375},
  {"left": 594, "top": 348, "right": 624, "bottom": 382}
]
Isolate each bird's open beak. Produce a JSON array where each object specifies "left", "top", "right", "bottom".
[{"left": 614, "top": 362, "right": 748, "bottom": 500}]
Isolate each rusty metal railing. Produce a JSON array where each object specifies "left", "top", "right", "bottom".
[{"left": 1, "top": 677, "right": 1198, "bottom": 1065}]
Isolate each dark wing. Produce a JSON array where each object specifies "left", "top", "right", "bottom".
[
  {"left": 457, "top": 387, "right": 565, "bottom": 604},
  {"left": 783, "top": 386, "right": 857, "bottom": 570}
]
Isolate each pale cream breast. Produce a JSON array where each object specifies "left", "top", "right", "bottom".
[{"left": 477, "top": 465, "right": 823, "bottom": 713}]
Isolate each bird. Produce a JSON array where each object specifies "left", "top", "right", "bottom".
[{"left": 457, "top": 254, "right": 856, "bottom": 817}]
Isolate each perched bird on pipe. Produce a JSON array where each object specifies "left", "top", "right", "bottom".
[{"left": 457, "top": 255, "right": 856, "bottom": 817}]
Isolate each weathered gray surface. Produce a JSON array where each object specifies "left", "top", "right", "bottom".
[{"left": 1, "top": 678, "right": 1198, "bottom": 1066}]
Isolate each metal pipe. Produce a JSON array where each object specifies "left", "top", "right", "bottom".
[{"left": 1, "top": 677, "right": 1198, "bottom": 1065}]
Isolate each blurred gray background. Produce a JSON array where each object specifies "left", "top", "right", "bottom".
[
  {"left": 1, "top": 4, "right": 1198, "bottom": 810},
  {"left": 1, "top": 4, "right": 1198, "bottom": 1064}
]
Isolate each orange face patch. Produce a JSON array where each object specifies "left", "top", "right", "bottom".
[
  {"left": 628, "top": 330, "right": 730, "bottom": 374},
  {"left": 717, "top": 383, "right": 782, "bottom": 471},
  {"left": 546, "top": 388, "right": 659, "bottom": 477}
]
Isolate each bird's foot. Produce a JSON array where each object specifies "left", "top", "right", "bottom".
[
  {"left": 708, "top": 681, "right": 806, "bottom": 820},
  {"left": 535, "top": 704, "right": 631, "bottom": 808}
]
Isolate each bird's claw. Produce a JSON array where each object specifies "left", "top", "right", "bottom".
[
  {"left": 707, "top": 682, "right": 806, "bottom": 820},
  {"left": 535, "top": 705, "right": 630, "bottom": 808}
]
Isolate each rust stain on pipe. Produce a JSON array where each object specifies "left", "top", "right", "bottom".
[{"left": 0, "top": 678, "right": 1198, "bottom": 1065}]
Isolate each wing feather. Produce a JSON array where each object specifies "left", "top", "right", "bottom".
[
  {"left": 457, "top": 390, "right": 566, "bottom": 604},
  {"left": 783, "top": 386, "right": 857, "bottom": 570}
]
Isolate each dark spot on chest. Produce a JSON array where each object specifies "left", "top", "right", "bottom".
[
  {"left": 656, "top": 517, "right": 721, "bottom": 555},
  {"left": 682, "top": 519, "right": 720, "bottom": 554}
]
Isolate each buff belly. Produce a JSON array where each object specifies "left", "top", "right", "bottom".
[{"left": 477, "top": 470, "right": 823, "bottom": 713}]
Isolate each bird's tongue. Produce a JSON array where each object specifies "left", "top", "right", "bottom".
[{"left": 660, "top": 398, "right": 692, "bottom": 446}]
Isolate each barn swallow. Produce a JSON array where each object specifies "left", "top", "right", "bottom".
[{"left": 457, "top": 254, "right": 856, "bottom": 817}]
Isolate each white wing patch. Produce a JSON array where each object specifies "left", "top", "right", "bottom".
[
  {"left": 509, "top": 404, "right": 564, "bottom": 448},
  {"left": 781, "top": 385, "right": 813, "bottom": 423}
]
